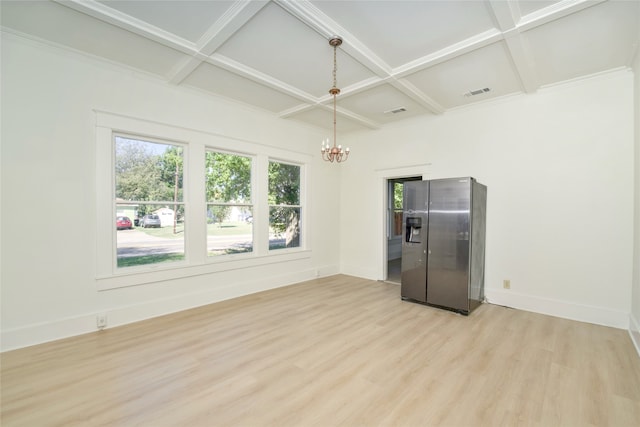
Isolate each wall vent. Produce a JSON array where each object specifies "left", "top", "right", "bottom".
[
  {"left": 464, "top": 87, "right": 491, "bottom": 97},
  {"left": 384, "top": 107, "right": 407, "bottom": 114}
]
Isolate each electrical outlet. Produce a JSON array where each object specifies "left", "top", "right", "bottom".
[
  {"left": 503, "top": 279, "right": 511, "bottom": 290},
  {"left": 97, "top": 314, "right": 107, "bottom": 330}
]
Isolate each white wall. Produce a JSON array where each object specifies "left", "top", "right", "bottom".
[
  {"left": 631, "top": 45, "right": 640, "bottom": 352},
  {"left": 2, "top": 32, "right": 637, "bottom": 351},
  {"left": 0, "top": 35, "right": 341, "bottom": 351},
  {"left": 340, "top": 70, "right": 635, "bottom": 329}
]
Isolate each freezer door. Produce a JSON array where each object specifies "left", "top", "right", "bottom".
[
  {"left": 401, "top": 181, "right": 429, "bottom": 302},
  {"left": 426, "top": 178, "right": 471, "bottom": 312}
]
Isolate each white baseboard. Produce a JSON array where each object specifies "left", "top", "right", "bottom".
[
  {"left": 1, "top": 267, "right": 335, "bottom": 352},
  {"left": 486, "top": 288, "right": 629, "bottom": 330},
  {"left": 339, "top": 265, "right": 378, "bottom": 281},
  {"left": 5, "top": 270, "right": 632, "bottom": 353},
  {"left": 629, "top": 314, "right": 640, "bottom": 358}
]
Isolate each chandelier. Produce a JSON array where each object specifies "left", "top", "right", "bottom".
[{"left": 321, "top": 36, "right": 349, "bottom": 163}]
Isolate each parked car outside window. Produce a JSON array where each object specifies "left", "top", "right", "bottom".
[
  {"left": 116, "top": 216, "right": 132, "bottom": 230},
  {"left": 140, "top": 214, "right": 161, "bottom": 228}
]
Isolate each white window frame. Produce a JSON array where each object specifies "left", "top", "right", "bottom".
[
  {"left": 113, "top": 133, "right": 188, "bottom": 269},
  {"left": 204, "top": 148, "right": 256, "bottom": 259},
  {"left": 95, "top": 111, "right": 311, "bottom": 291},
  {"left": 388, "top": 180, "right": 403, "bottom": 238},
  {"left": 267, "top": 158, "right": 305, "bottom": 252}
]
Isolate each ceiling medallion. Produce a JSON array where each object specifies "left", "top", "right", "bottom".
[{"left": 321, "top": 36, "right": 349, "bottom": 163}]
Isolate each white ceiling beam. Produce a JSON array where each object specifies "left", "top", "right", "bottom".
[
  {"left": 392, "top": 29, "right": 504, "bottom": 79},
  {"left": 390, "top": 80, "right": 446, "bottom": 115},
  {"left": 278, "top": 100, "right": 381, "bottom": 130},
  {"left": 168, "top": 54, "right": 209, "bottom": 85},
  {"left": 488, "top": 0, "right": 521, "bottom": 31},
  {"left": 278, "top": 103, "right": 316, "bottom": 118},
  {"left": 208, "top": 53, "right": 318, "bottom": 104},
  {"left": 502, "top": 31, "right": 540, "bottom": 94},
  {"left": 277, "top": 0, "right": 448, "bottom": 121},
  {"left": 487, "top": 1, "right": 539, "bottom": 94},
  {"left": 333, "top": 105, "right": 382, "bottom": 130},
  {"left": 274, "top": 0, "right": 392, "bottom": 77},
  {"left": 195, "top": 1, "right": 268, "bottom": 55},
  {"left": 279, "top": 103, "right": 381, "bottom": 130},
  {"left": 278, "top": 77, "right": 385, "bottom": 129},
  {"left": 56, "top": 0, "right": 269, "bottom": 86},
  {"left": 517, "top": 0, "right": 608, "bottom": 32},
  {"left": 53, "top": 0, "right": 197, "bottom": 55},
  {"left": 169, "top": 0, "right": 268, "bottom": 84},
  {"left": 334, "top": 77, "right": 388, "bottom": 99}
]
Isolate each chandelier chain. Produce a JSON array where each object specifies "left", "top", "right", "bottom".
[
  {"left": 333, "top": 42, "right": 337, "bottom": 150},
  {"left": 333, "top": 43, "right": 337, "bottom": 90}
]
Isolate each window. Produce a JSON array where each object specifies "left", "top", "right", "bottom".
[
  {"left": 205, "top": 151, "right": 253, "bottom": 256},
  {"left": 96, "top": 111, "right": 310, "bottom": 289},
  {"left": 114, "top": 136, "right": 184, "bottom": 268},
  {"left": 391, "top": 181, "right": 404, "bottom": 237},
  {"left": 268, "top": 161, "right": 301, "bottom": 250},
  {"left": 388, "top": 177, "right": 422, "bottom": 238}
]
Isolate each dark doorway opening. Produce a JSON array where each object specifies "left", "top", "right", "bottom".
[{"left": 386, "top": 176, "right": 422, "bottom": 283}]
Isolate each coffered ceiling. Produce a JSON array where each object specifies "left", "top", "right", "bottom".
[{"left": 2, "top": 0, "right": 639, "bottom": 132}]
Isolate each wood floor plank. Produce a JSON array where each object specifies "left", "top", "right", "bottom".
[{"left": 2, "top": 275, "right": 639, "bottom": 426}]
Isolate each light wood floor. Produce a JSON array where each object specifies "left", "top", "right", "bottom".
[
  {"left": 386, "top": 258, "right": 401, "bottom": 284},
  {"left": 2, "top": 275, "right": 640, "bottom": 426}
]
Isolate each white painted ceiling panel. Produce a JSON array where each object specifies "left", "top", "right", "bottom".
[
  {"left": 517, "top": 0, "right": 563, "bottom": 18},
  {"left": 288, "top": 108, "right": 370, "bottom": 133},
  {"left": 311, "top": 0, "right": 497, "bottom": 68},
  {"left": 182, "top": 61, "right": 303, "bottom": 113},
  {"left": 524, "top": 0, "right": 639, "bottom": 86},
  {"left": 404, "top": 42, "right": 522, "bottom": 109},
  {"left": 1, "top": 1, "right": 189, "bottom": 76},
  {"left": 217, "top": 2, "right": 375, "bottom": 98},
  {"left": 98, "top": 0, "right": 235, "bottom": 43},
  {"left": 1, "top": 0, "right": 638, "bottom": 132},
  {"left": 337, "top": 84, "right": 432, "bottom": 124}
]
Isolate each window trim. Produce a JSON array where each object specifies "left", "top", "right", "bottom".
[
  {"left": 95, "top": 111, "right": 311, "bottom": 291},
  {"left": 114, "top": 133, "right": 188, "bottom": 269},
  {"left": 267, "top": 158, "right": 305, "bottom": 252},
  {"left": 205, "top": 148, "right": 256, "bottom": 260}
]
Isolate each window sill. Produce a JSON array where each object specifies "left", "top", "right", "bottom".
[{"left": 96, "top": 249, "right": 311, "bottom": 291}]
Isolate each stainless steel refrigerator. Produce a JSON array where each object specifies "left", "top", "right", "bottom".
[{"left": 401, "top": 177, "right": 487, "bottom": 314}]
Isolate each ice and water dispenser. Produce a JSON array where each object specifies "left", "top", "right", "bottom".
[{"left": 405, "top": 217, "right": 422, "bottom": 243}]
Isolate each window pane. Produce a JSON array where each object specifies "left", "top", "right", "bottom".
[
  {"left": 393, "top": 182, "right": 403, "bottom": 209},
  {"left": 268, "top": 162, "right": 300, "bottom": 205},
  {"left": 205, "top": 152, "right": 251, "bottom": 203},
  {"left": 207, "top": 206, "right": 253, "bottom": 256},
  {"left": 268, "top": 161, "right": 301, "bottom": 251},
  {"left": 115, "top": 137, "right": 183, "bottom": 202},
  {"left": 205, "top": 151, "right": 253, "bottom": 257},
  {"left": 116, "top": 204, "right": 185, "bottom": 267},
  {"left": 269, "top": 206, "right": 300, "bottom": 250},
  {"left": 115, "top": 136, "right": 184, "bottom": 268}
]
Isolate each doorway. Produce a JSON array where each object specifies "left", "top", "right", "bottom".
[{"left": 386, "top": 176, "right": 422, "bottom": 283}]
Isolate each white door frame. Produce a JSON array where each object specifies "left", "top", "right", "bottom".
[{"left": 375, "top": 164, "right": 431, "bottom": 281}]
